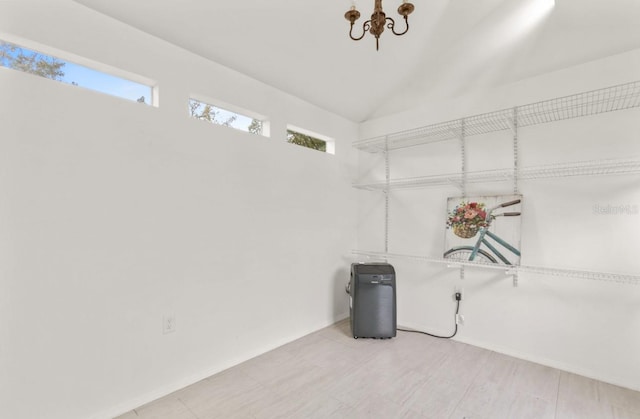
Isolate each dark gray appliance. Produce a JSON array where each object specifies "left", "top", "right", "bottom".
[{"left": 347, "top": 263, "right": 396, "bottom": 339}]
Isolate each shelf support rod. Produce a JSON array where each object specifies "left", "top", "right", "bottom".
[
  {"left": 504, "top": 113, "right": 516, "bottom": 135},
  {"left": 460, "top": 119, "right": 466, "bottom": 280},
  {"left": 512, "top": 107, "right": 519, "bottom": 286},
  {"left": 384, "top": 136, "right": 390, "bottom": 255},
  {"left": 460, "top": 119, "right": 467, "bottom": 198},
  {"left": 513, "top": 107, "right": 520, "bottom": 195}
]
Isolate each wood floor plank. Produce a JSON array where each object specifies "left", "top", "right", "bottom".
[
  {"left": 350, "top": 392, "right": 425, "bottom": 418},
  {"left": 132, "top": 396, "right": 197, "bottom": 419},
  {"left": 506, "top": 392, "right": 555, "bottom": 419},
  {"left": 555, "top": 397, "right": 615, "bottom": 419},
  {"left": 558, "top": 372, "right": 600, "bottom": 403},
  {"left": 509, "top": 358, "right": 561, "bottom": 403},
  {"left": 455, "top": 380, "right": 516, "bottom": 418},
  {"left": 599, "top": 381, "right": 640, "bottom": 413},
  {"left": 612, "top": 406, "right": 640, "bottom": 419},
  {"left": 404, "top": 375, "right": 469, "bottom": 419},
  {"left": 114, "top": 319, "right": 640, "bottom": 419}
]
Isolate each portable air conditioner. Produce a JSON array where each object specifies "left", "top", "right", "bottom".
[{"left": 347, "top": 263, "right": 396, "bottom": 339}]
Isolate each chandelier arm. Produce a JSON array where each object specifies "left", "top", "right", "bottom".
[
  {"left": 387, "top": 16, "right": 409, "bottom": 36},
  {"left": 349, "top": 20, "right": 371, "bottom": 41}
]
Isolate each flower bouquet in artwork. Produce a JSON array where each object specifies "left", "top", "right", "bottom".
[{"left": 446, "top": 201, "right": 493, "bottom": 239}]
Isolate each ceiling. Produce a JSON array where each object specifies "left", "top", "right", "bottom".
[{"left": 73, "top": 0, "right": 640, "bottom": 122}]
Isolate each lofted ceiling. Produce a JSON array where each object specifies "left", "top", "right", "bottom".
[{"left": 73, "top": 0, "right": 640, "bottom": 122}]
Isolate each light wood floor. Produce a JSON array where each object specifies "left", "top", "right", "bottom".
[{"left": 116, "top": 319, "right": 640, "bottom": 419}]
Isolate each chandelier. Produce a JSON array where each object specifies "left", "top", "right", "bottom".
[{"left": 344, "top": 0, "right": 415, "bottom": 51}]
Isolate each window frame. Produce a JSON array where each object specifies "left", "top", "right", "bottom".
[
  {"left": 286, "top": 125, "right": 335, "bottom": 154},
  {"left": 0, "top": 35, "right": 158, "bottom": 106},
  {"left": 188, "top": 95, "right": 270, "bottom": 137}
]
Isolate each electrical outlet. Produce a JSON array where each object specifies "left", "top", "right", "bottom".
[
  {"left": 456, "top": 314, "right": 465, "bottom": 325},
  {"left": 163, "top": 314, "right": 176, "bottom": 334},
  {"left": 454, "top": 287, "right": 464, "bottom": 300}
]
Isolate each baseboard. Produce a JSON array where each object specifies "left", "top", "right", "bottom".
[
  {"left": 334, "top": 312, "right": 349, "bottom": 322},
  {"left": 398, "top": 320, "right": 639, "bottom": 393},
  {"left": 453, "top": 334, "right": 640, "bottom": 393},
  {"left": 93, "top": 313, "right": 349, "bottom": 419},
  {"left": 90, "top": 363, "right": 233, "bottom": 419}
]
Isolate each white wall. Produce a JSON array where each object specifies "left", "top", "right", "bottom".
[
  {"left": 357, "top": 49, "right": 640, "bottom": 391},
  {"left": 0, "top": 2, "right": 357, "bottom": 419}
]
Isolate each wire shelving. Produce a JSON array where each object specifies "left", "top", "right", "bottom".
[
  {"left": 353, "top": 158, "right": 640, "bottom": 191},
  {"left": 351, "top": 250, "right": 640, "bottom": 286},
  {"left": 352, "top": 80, "right": 640, "bottom": 286},
  {"left": 353, "top": 80, "right": 640, "bottom": 153}
]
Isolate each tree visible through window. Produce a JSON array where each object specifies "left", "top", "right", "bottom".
[
  {"left": 287, "top": 129, "right": 327, "bottom": 152},
  {"left": 0, "top": 42, "right": 64, "bottom": 80},
  {"left": 248, "top": 119, "right": 263, "bottom": 135},
  {"left": 189, "top": 99, "right": 237, "bottom": 126},
  {"left": 0, "top": 40, "right": 153, "bottom": 105},
  {"left": 188, "top": 98, "right": 265, "bottom": 136}
]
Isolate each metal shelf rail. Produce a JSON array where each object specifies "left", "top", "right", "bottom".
[
  {"left": 352, "top": 250, "right": 640, "bottom": 286},
  {"left": 352, "top": 158, "right": 640, "bottom": 191},
  {"left": 353, "top": 80, "right": 640, "bottom": 153}
]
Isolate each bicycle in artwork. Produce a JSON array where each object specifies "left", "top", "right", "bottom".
[{"left": 443, "top": 197, "right": 522, "bottom": 265}]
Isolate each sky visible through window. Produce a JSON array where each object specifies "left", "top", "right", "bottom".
[
  {"left": 62, "top": 62, "right": 152, "bottom": 104},
  {"left": 218, "top": 109, "right": 255, "bottom": 132},
  {"left": 0, "top": 41, "right": 153, "bottom": 104},
  {"left": 189, "top": 98, "right": 262, "bottom": 134}
]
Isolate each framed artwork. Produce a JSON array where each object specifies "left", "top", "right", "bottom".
[{"left": 444, "top": 194, "right": 523, "bottom": 265}]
